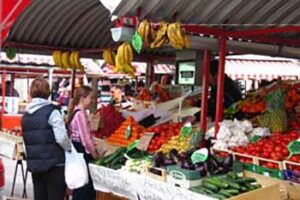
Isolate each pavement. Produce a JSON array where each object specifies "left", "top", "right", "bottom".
[{"left": 0, "top": 156, "right": 33, "bottom": 200}]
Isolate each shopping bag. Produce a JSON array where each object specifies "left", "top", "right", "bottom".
[{"left": 65, "top": 144, "right": 89, "bottom": 189}]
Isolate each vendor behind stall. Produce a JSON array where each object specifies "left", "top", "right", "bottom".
[{"left": 194, "top": 60, "right": 242, "bottom": 121}]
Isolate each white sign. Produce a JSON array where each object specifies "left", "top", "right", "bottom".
[{"left": 0, "top": 138, "right": 16, "bottom": 159}]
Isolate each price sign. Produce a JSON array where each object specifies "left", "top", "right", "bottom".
[
  {"left": 131, "top": 31, "right": 143, "bottom": 54},
  {"left": 191, "top": 148, "right": 209, "bottom": 164},
  {"left": 137, "top": 132, "right": 155, "bottom": 151}
]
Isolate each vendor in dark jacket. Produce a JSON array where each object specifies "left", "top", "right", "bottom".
[
  {"left": 194, "top": 60, "right": 242, "bottom": 121},
  {"left": 22, "top": 78, "right": 72, "bottom": 200}
]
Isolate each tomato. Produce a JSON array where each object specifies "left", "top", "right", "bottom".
[
  {"left": 274, "top": 146, "right": 283, "bottom": 153},
  {"left": 261, "top": 152, "right": 270, "bottom": 158},
  {"left": 154, "top": 127, "right": 161, "bottom": 133},
  {"left": 255, "top": 146, "right": 262, "bottom": 152}
]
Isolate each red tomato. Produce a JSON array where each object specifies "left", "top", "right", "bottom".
[
  {"left": 274, "top": 146, "right": 283, "bottom": 153},
  {"left": 261, "top": 152, "right": 271, "bottom": 158}
]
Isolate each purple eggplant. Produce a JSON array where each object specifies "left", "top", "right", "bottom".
[
  {"left": 194, "top": 163, "right": 207, "bottom": 177},
  {"left": 181, "top": 160, "right": 195, "bottom": 170},
  {"left": 163, "top": 159, "right": 176, "bottom": 166},
  {"left": 153, "top": 152, "right": 165, "bottom": 167},
  {"left": 169, "top": 149, "right": 180, "bottom": 163},
  {"left": 223, "top": 155, "right": 233, "bottom": 170}
]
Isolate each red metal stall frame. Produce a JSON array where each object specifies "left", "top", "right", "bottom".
[
  {"left": 214, "top": 35, "right": 227, "bottom": 135},
  {"left": 200, "top": 50, "right": 211, "bottom": 133},
  {"left": 1, "top": 71, "right": 7, "bottom": 115}
]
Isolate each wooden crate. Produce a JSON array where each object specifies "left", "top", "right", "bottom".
[
  {"left": 96, "top": 191, "right": 128, "bottom": 200},
  {"left": 244, "top": 171, "right": 300, "bottom": 200}
]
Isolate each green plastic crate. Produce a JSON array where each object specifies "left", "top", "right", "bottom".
[
  {"left": 255, "top": 165, "right": 284, "bottom": 180},
  {"left": 166, "top": 165, "right": 201, "bottom": 180}
]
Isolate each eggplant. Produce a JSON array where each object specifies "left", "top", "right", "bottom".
[
  {"left": 212, "top": 166, "right": 225, "bottom": 175},
  {"left": 163, "top": 159, "right": 176, "bottom": 166},
  {"left": 169, "top": 149, "right": 180, "bottom": 163},
  {"left": 223, "top": 155, "right": 233, "bottom": 170},
  {"left": 181, "top": 160, "right": 195, "bottom": 170},
  {"left": 194, "top": 163, "right": 207, "bottom": 177},
  {"left": 153, "top": 152, "right": 165, "bottom": 167}
]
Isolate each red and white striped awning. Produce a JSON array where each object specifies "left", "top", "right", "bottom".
[{"left": 226, "top": 59, "right": 300, "bottom": 81}]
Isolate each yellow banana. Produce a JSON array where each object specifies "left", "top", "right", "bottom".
[
  {"left": 61, "top": 52, "right": 71, "bottom": 70},
  {"left": 183, "top": 34, "right": 191, "bottom": 48},
  {"left": 53, "top": 51, "right": 62, "bottom": 68},
  {"left": 103, "top": 49, "right": 115, "bottom": 65},
  {"left": 124, "top": 43, "right": 133, "bottom": 63},
  {"left": 114, "top": 53, "right": 124, "bottom": 73},
  {"left": 69, "top": 52, "right": 76, "bottom": 69},
  {"left": 74, "top": 51, "right": 82, "bottom": 70}
]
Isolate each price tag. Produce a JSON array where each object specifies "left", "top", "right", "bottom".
[
  {"left": 191, "top": 148, "right": 208, "bottom": 164},
  {"left": 137, "top": 132, "right": 155, "bottom": 151},
  {"left": 131, "top": 31, "right": 143, "bottom": 53},
  {"left": 180, "top": 122, "right": 192, "bottom": 140},
  {"left": 288, "top": 140, "right": 300, "bottom": 158},
  {"left": 233, "top": 161, "right": 244, "bottom": 174},
  {"left": 125, "top": 125, "right": 131, "bottom": 140}
]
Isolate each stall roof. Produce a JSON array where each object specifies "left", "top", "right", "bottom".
[
  {"left": 4, "top": 0, "right": 116, "bottom": 51},
  {"left": 112, "top": 0, "right": 300, "bottom": 47}
]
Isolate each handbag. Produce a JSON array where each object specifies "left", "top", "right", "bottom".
[{"left": 65, "top": 144, "right": 89, "bottom": 189}]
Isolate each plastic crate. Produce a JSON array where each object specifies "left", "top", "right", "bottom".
[
  {"left": 255, "top": 165, "right": 285, "bottom": 179},
  {"left": 283, "top": 160, "right": 300, "bottom": 183}
]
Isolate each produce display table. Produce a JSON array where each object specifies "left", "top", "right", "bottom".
[
  {"left": 89, "top": 164, "right": 280, "bottom": 200},
  {"left": 1, "top": 115, "right": 22, "bottom": 130}
]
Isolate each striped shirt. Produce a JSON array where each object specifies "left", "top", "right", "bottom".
[{"left": 69, "top": 106, "right": 97, "bottom": 155}]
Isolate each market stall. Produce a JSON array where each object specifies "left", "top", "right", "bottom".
[{"left": 1, "top": 0, "right": 300, "bottom": 200}]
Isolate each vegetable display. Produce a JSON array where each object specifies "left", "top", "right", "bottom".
[
  {"left": 106, "top": 117, "right": 145, "bottom": 146},
  {"left": 95, "top": 147, "right": 149, "bottom": 170},
  {"left": 146, "top": 122, "right": 183, "bottom": 152},
  {"left": 191, "top": 172, "right": 262, "bottom": 200},
  {"left": 94, "top": 105, "right": 124, "bottom": 138},
  {"left": 153, "top": 148, "right": 234, "bottom": 177},
  {"left": 232, "top": 131, "right": 299, "bottom": 168}
]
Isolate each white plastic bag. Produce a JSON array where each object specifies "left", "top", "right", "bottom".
[{"left": 65, "top": 145, "right": 89, "bottom": 189}]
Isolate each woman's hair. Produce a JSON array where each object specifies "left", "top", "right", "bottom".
[
  {"left": 67, "top": 86, "right": 92, "bottom": 124},
  {"left": 30, "top": 78, "right": 50, "bottom": 99}
]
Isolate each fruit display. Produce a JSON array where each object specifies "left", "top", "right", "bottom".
[
  {"left": 191, "top": 172, "right": 262, "bottom": 200},
  {"left": 52, "top": 50, "right": 84, "bottom": 72},
  {"left": 232, "top": 131, "right": 299, "bottom": 167},
  {"left": 137, "top": 19, "right": 154, "bottom": 44},
  {"left": 150, "top": 21, "right": 169, "bottom": 48},
  {"left": 106, "top": 116, "right": 145, "bottom": 146},
  {"left": 225, "top": 81, "right": 300, "bottom": 130},
  {"left": 113, "top": 43, "right": 136, "bottom": 78},
  {"left": 167, "top": 22, "right": 190, "bottom": 49},
  {"left": 145, "top": 122, "right": 183, "bottom": 152},
  {"left": 94, "top": 105, "right": 124, "bottom": 138},
  {"left": 159, "top": 134, "right": 192, "bottom": 154},
  {"left": 257, "top": 88, "right": 288, "bottom": 133},
  {"left": 102, "top": 49, "right": 115, "bottom": 66}
]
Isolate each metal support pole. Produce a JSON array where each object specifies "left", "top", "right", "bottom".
[
  {"left": 91, "top": 78, "right": 98, "bottom": 113},
  {"left": 2, "top": 70, "right": 7, "bottom": 115},
  {"left": 71, "top": 69, "right": 76, "bottom": 97},
  {"left": 214, "top": 35, "right": 227, "bottom": 136},
  {"left": 200, "top": 50, "right": 211, "bottom": 133}
]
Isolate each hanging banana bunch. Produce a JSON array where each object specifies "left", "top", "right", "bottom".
[
  {"left": 167, "top": 22, "right": 190, "bottom": 49},
  {"left": 52, "top": 50, "right": 84, "bottom": 72},
  {"left": 150, "top": 21, "right": 169, "bottom": 48},
  {"left": 137, "top": 19, "right": 154, "bottom": 44},
  {"left": 113, "top": 43, "right": 136, "bottom": 78},
  {"left": 102, "top": 49, "right": 116, "bottom": 66}
]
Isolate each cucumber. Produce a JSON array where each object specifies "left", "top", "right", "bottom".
[
  {"left": 218, "top": 190, "right": 233, "bottom": 198},
  {"left": 233, "top": 177, "right": 246, "bottom": 184},
  {"left": 190, "top": 187, "right": 211, "bottom": 195},
  {"left": 239, "top": 186, "right": 249, "bottom": 192},
  {"left": 243, "top": 177, "right": 256, "bottom": 183},
  {"left": 248, "top": 184, "right": 262, "bottom": 190},
  {"left": 222, "top": 189, "right": 240, "bottom": 195},
  {"left": 104, "top": 147, "right": 126, "bottom": 165},
  {"left": 226, "top": 172, "right": 238, "bottom": 180},
  {"left": 221, "top": 178, "right": 240, "bottom": 190},
  {"left": 204, "top": 178, "right": 229, "bottom": 189},
  {"left": 208, "top": 194, "right": 227, "bottom": 200},
  {"left": 200, "top": 187, "right": 215, "bottom": 195},
  {"left": 202, "top": 182, "right": 219, "bottom": 192}
]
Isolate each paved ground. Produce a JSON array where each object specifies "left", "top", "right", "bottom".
[{"left": 1, "top": 156, "right": 33, "bottom": 200}]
